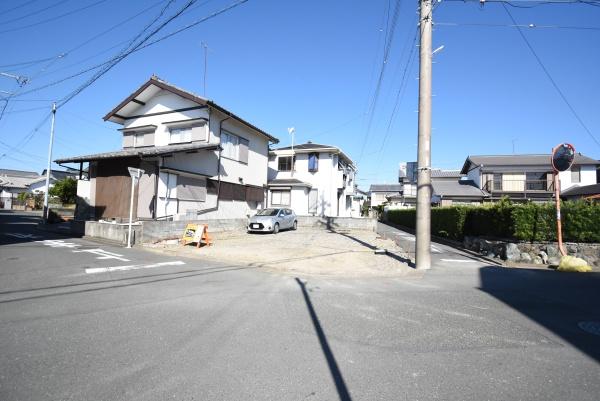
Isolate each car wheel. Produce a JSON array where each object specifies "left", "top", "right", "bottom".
[
  {"left": 292, "top": 221, "right": 297, "bottom": 230},
  {"left": 273, "top": 223, "right": 279, "bottom": 234}
]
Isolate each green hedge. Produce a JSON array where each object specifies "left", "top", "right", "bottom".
[{"left": 385, "top": 200, "right": 600, "bottom": 243}]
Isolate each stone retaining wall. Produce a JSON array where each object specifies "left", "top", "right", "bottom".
[{"left": 463, "top": 236, "right": 600, "bottom": 268}]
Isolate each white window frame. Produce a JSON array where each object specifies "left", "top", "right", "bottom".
[
  {"left": 169, "top": 127, "right": 192, "bottom": 144},
  {"left": 271, "top": 190, "right": 290, "bottom": 206},
  {"left": 133, "top": 132, "right": 145, "bottom": 147},
  {"left": 221, "top": 130, "right": 240, "bottom": 160}
]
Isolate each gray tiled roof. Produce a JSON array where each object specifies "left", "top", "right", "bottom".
[
  {"left": 369, "top": 184, "right": 403, "bottom": 192},
  {"left": 275, "top": 143, "right": 335, "bottom": 151},
  {"left": 432, "top": 180, "right": 489, "bottom": 198},
  {"left": 461, "top": 153, "right": 598, "bottom": 173},
  {"left": 561, "top": 183, "right": 600, "bottom": 197},
  {"left": 0, "top": 169, "right": 39, "bottom": 178},
  {"left": 55, "top": 143, "right": 220, "bottom": 164},
  {"left": 431, "top": 169, "right": 464, "bottom": 178}
]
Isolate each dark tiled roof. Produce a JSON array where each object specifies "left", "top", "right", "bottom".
[
  {"left": 0, "top": 168, "right": 39, "bottom": 178},
  {"left": 369, "top": 184, "right": 403, "bottom": 192},
  {"left": 55, "top": 143, "right": 219, "bottom": 164},
  {"left": 431, "top": 169, "right": 464, "bottom": 178},
  {"left": 561, "top": 183, "right": 600, "bottom": 197},
  {"left": 461, "top": 153, "right": 598, "bottom": 173},
  {"left": 103, "top": 75, "right": 279, "bottom": 143},
  {"left": 268, "top": 178, "right": 312, "bottom": 187},
  {"left": 275, "top": 143, "right": 335, "bottom": 151},
  {"left": 432, "top": 180, "right": 489, "bottom": 198}
]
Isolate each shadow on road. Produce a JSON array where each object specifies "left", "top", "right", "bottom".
[
  {"left": 479, "top": 266, "right": 600, "bottom": 363},
  {"left": 295, "top": 278, "right": 352, "bottom": 401}
]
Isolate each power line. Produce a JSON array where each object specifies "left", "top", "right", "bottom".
[
  {"left": 1, "top": 0, "right": 41, "bottom": 16},
  {"left": 0, "top": 112, "right": 52, "bottom": 162},
  {"left": 0, "top": 0, "right": 109, "bottom": 35},
  {"left": 435, "top": 21, "right": 600, "bottom": 31},
  {"left": 501, "top": 3, "right": 600, "bottom": 148},
  {"left": 0, "top": 0, "right": 72, "bottom": 25},
  {"left": 8, "top": 0, "right": 245, "bottom": 101},
  {"left": 357, "top": 0, "right": 404, "bottom": 164},
  {"left": 57, "top": 0, "right": 196, "bottom": 108}
]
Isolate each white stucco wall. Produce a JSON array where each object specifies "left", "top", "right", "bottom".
[
  {"left": 559, "top": 164, "right": 597, "bottom": 191},
  {"left": 267, "top": 150, "right": 356, "bottom": 217}
]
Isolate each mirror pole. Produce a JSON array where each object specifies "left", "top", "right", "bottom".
[{"left": 553, "top": 171, "right": 566, "bottom": 256}]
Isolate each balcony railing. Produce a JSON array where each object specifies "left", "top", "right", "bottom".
[{"left": 483, "top": 179, "right": 554, "bottom": 193}]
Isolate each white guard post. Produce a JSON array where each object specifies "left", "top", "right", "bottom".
[{"left": 127, "top": 167, "right": 145, "bottom": 248}]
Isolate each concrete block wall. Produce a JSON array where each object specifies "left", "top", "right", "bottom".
[
  {"left": 85, "top": 216, "right": 377, "bottom": 245},
  {"left": 85, "top": 221, "right": 143, "bottom": 245}
]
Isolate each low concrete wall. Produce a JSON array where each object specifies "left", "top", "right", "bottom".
[
  {"left": 297, "top": 216, "right": 377, "bottom": 231},
  {"left": 85, "top": 221, "right": 143, "bottom": 245},
  {"left": 141, "top": 218, "right": 247, "bottom": 243},
  {"left": 84, "top": 215, "right": 377, "bottom": 245}
]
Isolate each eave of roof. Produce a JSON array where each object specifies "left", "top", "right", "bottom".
[
  {"left": 271, "top": 143, "right": 355, "bottom": 167},
  {"left": 54, "top": 143, "right": 220, "bottom": 164},
  {"left": 102, "top": 76, "right": 279, "bottom": 143},
  {"left": 267, "top": 178, "right": 312, "bottom": 188}
]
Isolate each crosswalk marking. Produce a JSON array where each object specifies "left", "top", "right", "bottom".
[
  {"left": 86, "top": 261, "right": 185, "bottom": 274},
  {"left": 73, "top": 248, "right": 130, "bottom": 262}
]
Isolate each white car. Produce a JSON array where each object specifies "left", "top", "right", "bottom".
[{"left": 247, "top": 208, "right": 297, "bottom": 234}]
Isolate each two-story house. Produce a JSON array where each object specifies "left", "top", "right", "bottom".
[
  {"left": 55, "top": 76, "right": 279, "bottom": 221},
  {"left": 267, "top": 142, "right": 359, "bottom": 217},
  {"left": 460, "top": 154, "right": 599, "bottom": 202}
]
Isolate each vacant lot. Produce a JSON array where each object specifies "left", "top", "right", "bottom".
[{"left": 147, "top": 228, "right": 415, "bottom": 277}]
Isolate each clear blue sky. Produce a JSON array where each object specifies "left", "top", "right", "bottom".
[{"left": 1, "top": 0, "right": 599, "bottom": 189}]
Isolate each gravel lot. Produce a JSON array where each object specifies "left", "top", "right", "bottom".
[{"left": 146, "top": 227, "right": 415, "bottom": 277}]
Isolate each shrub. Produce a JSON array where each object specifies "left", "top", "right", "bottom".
[
  {"left": 385, "top": 200, "right": 600, "bottom": 243},
  {"left": 49, "top": 178, "right": 77, "bottom": 204}
]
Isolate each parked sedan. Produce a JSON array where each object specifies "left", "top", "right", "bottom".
[{"left": 247, "top": 208, "right": 297, "bottom": 234}]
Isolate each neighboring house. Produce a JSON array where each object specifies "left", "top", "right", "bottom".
[
  {"left": 460, "top": 154, "right": 599, "bottom": 202},
  {"left": 28, "top": 169, "right": 79, "bottom": 194},
  {"left": 55, "top": 75, "right": 279, "bottom": 221},
  {"left": 369, "top": 184, "right": 403, "bottom": 208},
  {"left": 429, "top": 170, "right": 489, "bottom": 206},
  {"left": 267, "top": 142, "right": 359, "bottom": 217},
  {"left": 561, "top": 183, "right": 600, "bottom": 201},
  {"left": 0, "top": 169, "right": 39, "bottom": 209}
]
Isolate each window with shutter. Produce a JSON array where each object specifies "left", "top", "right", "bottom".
[{"left": 239, "top": 138, "right": 249, "bottom": 164}]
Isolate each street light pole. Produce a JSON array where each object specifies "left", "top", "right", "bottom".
[
  {"left": 43, "top": 102, "right": 57, "bottom": 223},
  {"left": 416, "top": 0, "right": 433, "bottom": 270}
]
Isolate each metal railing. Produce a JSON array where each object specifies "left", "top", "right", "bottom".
[{"left": 483, "top": 179, "right": 554, "bottom": 193}]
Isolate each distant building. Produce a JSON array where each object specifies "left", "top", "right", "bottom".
[
  {"left": 460, "top": 154, "right": 599, "bottom": 202},
  {"left": 369, "top": 184, "right": 403, "bottom": 208},
  {"left": 561, "top": 183, "right": 600, "bottom": 201},
  {"left": 267, "top": 142, "right": 360, "bottom": 217},
  {"left": 0, "top": 169, "right": 38, "bottom": 209}
]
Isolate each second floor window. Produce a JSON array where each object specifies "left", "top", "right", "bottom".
[
  {"left": 278, "top": 156, "right": 294, "bottom": 171},
  {"left": 170, "top": 127, "right": 192, "bottom": 144},
  {"left": 133, "top": 133, "right": 145, "bottom": 147},
  {"left": 571, "top": 166, "right": 581, "bottom": 183},
  {"left": 221, "top": 131, "right": 239, "bottom": 159},
  {"left": 308, "top": 153, "right": 318, "bottom": 172}
]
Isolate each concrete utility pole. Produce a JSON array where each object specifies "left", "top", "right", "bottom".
[
  {"left": 416, "top": 0, "right": 433, "bottom": 270},
  {"left": 43, "top": 102, "right": 57, "bottom": 223}
]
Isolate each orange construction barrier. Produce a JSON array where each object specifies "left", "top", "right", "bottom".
[{"left": 196, "top": 224, "right": 212, "bottom": 248}]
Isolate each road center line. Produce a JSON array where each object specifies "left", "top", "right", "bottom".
[{"left": 85, "top": 261, "right": 186, "bottom": 274}]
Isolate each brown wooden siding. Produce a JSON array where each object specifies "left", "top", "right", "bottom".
[{"left": 94, "top": 158, "right": 140, "bottom": 219}]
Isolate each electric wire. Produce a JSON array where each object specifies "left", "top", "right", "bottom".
[
  {"left": 435, "top": 21, "right": 600, "bottom": 31},
  {"left": 501, "top": 3, "right": 600, "bottom": 148},
  {"left": 0, "top": 0, "right": 72, "bottom": 25},
  {"left": 0, "top": 0, "right": 109, "bottom": 35},
  {"left": 1, "top": 0, "right": 41, "bottom": 16}
]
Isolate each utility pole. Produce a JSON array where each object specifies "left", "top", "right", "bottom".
[
  {"left": 43, "top": 102, "right": 57, "bottom": 223},
  {"left": 201, "top": 41, "right": 208, "bottom": 96},
  {"left": 416, "top": 0, "right": 433, "bottom": 270}
]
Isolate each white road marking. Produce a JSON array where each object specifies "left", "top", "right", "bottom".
[
  {"left": 5, "top": 233, "right": 41, "bottom": 239},
  {"left": 73, "top": 248, "right": 130, "bottom": 262},
  {"left": 440, "top": 259, "right": 480, "bottom": 263},
  {"left": 86, "top": 261, "right": 186, "bottom": 274},
  {"left": 36, "top": 239, "right": 81, "bottom": 248},
  {"left": 431, "top": 245, "right": 443, "bottom": 254}
]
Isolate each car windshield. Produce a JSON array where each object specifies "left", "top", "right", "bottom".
[{"left": 255, "top": 208, "right": 279, "bottom": 216}]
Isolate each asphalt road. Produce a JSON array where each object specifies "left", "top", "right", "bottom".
[{"left": 1, "top": 210, "right": 599, "bottom": 400}]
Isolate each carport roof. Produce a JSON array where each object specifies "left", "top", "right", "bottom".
[
  {"left": 55, "top": 142, "right": 220, "bottom": 164},
  {"left": 268, "top": 178, "right": 312, "bottom": 188}
]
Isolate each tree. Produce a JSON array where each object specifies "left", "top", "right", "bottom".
[{"left": 49, "top": 178, "right": 77, "bottom": 204}]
